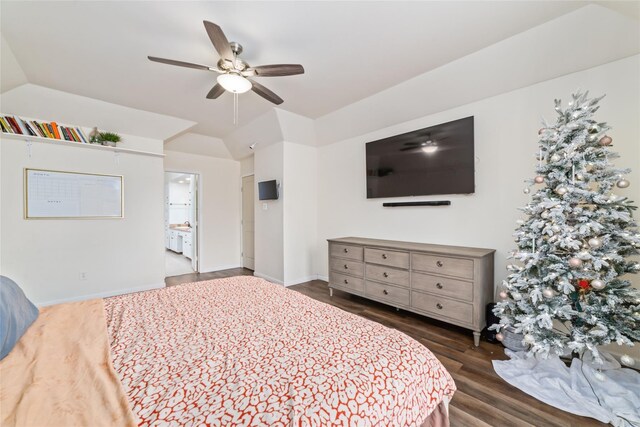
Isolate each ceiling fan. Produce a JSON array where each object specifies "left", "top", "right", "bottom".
[{"left": 148, "top": 21, "right": 304, "bottom": 105}]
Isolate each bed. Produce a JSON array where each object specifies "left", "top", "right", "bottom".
[{"left": 2, "top": 276, "right": 455, "bottom": 426}]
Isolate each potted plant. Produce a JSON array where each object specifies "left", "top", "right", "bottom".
[{"left": 97, "top": 132, "right": 121, "bottom": 147}]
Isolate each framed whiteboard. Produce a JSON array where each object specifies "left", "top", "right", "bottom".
[{"left": 24, "top": 168, "right": 123, "bottom": 219}]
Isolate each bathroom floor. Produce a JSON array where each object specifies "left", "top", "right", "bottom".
[{"left": 165, "top": 249, "right": 194, "bottom": 277}]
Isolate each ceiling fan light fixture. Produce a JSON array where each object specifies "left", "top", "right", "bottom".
[
  {"left": 217, "top": 73, "right": 252, "bottom": 94},
  {"left": 421, "top": 145, "right": 438, "bottom": 154}
]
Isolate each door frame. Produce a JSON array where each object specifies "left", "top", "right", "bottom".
[
  {"left": 241, "top": 173, "right": 255, "bottom": 270},
  {"left": 164, "top": 170, "right": 201, "bottom": 274}
]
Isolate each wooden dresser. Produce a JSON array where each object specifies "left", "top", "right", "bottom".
[{"left": 328, "top": 237, "right": 495, "bottom": 346}]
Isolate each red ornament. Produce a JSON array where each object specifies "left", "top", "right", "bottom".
[{"left": 578, "top": 279, "right": 590, "bottom": 290}]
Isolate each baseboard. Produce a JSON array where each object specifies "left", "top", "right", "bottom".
[
  {"left": 253, "top": 272, "right": 284, "bottom": 285},
  {"left": 200, "top": 264, "right": 242, "bottom": 273},
  {"left": 284, "top": 274, "right": 320, "bottom": 287},
  {"left": 317, "top": 275, "right": 328, "bottom": 282},
  {"left": 36, "top": 282, "right": 166, "bottom": 307}
]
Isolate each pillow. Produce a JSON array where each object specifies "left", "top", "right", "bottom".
[{"left": 0, "top": 276, "right": 39, "bottom": 360}]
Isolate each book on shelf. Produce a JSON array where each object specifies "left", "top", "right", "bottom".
[{"left": 1, "top": 114, "right": 90, "bottom": 144}]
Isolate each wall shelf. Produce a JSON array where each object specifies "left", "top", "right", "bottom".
[{"left": 1, "top": 132, "right": 165, "bottom": 158}]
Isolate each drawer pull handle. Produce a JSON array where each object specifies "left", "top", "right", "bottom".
[
  {"left": 383, "top": 272, "right": 389, "bottom": 278},
  {"left": 344, "top": 264, "right": 349, "bottom": 269},
  {"left": 436, "top": 261, "right": 444, "bottom": 267},
  {"left": 436, "top": 303, "right": 443, "bottom": 309},
  {"left": 436, "top": 283, "right": 443, "bottom": 289},
  {"left": 382, "top": 254, "right": 388, "bottom": 259},
  {"left": 344, "top": 279, "right": 349, "bottom": 284},
  {"left": 383, "top": 289, "right": 389, "bottom": 295},
  {"left": 344, "top": 248, "right": 349, "bottom": 253}
]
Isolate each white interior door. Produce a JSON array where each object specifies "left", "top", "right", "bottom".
[{"left": 242, "top": 175, "right": 255, "bottom": 270}]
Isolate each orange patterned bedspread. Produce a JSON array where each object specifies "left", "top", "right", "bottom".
[{"left": 104, "top": 276, "right": 455, "bottom": 426}]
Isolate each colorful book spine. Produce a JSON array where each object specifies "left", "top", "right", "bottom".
[
  {"left": 50, "top": 122, "right": 61, "bottom": 139},
  {"left": 30, "top": 121, "right": 45, "bottom": 137},
  {"left": 7, "top": 117, "right": 22, "bottom": 134},
  {"left": 0, "top": 117, "right": 13, "bottom": 133},
  {"left": 75, "top": 127, "right": 88, "bottom": 143}
]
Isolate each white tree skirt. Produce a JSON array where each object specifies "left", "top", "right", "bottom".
[{"left": 493, "top": 350, "right": 640, "bottom": 427}]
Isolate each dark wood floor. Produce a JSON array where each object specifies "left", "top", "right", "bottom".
[{"left": 166, "top": 269, "right": 605, "bottom": 427}]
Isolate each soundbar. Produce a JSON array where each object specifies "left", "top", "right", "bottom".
[{"left": 382, "top": 201, "right": 451, "bottom": 207}]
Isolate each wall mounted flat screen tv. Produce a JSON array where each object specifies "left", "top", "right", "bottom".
[
  {"left": 258, "top": 180, "right": 279, "bottom": 200},
  {"left": 366, "top": 116, "right": 474, "bottom": 198}
]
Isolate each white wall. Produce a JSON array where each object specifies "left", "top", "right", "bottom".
[
  {"left": 163, "top": 150, "right": 241, "bottom": 272},
  {"left": 0, "top": 136, "right": 165, "bottom": 305},
  {"left": 315, "top": 55, "right": 640, "bottom": 360},
  {"left": 283, "top": 142, "right": 318, "bottom": 285},
  {"left": 253, "top": 142, "right": 284, "bottom": 283},
  {"left": 240, "top": 156, "right": 254, "bottom": 176}
]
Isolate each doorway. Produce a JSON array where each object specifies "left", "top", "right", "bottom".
[
  {"left": 164, "top": 171, "right": 199, "bottom": 277},
  {"left": 242, "top": 175, "right": 255, "bottom": 270}
]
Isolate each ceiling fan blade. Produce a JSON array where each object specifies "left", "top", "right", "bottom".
[
  {"left": 250, "top": 80, "right": 283, "bottom": 105},
  {"left": 203, "top": 21, "right": 233, "bottom": 62},
  {"left": 399, "top": 147, "right": 418, "bottom": 152},
  {"left": 206, "top": 83, "right": 225, "bottom": 99},
  {"left": 251, "top": 64, "right": 305, "bottom": 77},
  {"left": 148, "top": 56, "right": 212, "bottom": 71}
]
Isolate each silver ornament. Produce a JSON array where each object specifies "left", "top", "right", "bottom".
[
  {"left": 591, "top": 279, "right": 605, "bottom": 290},
  {"left": 534, "top": 176, "right": 544, "bottom": 184},
  {"left": 598, "top": 135, "right": 612, "bottom": 146},
  {"left": 568, "top": 257, "right": 583, "bottom": 268},
  {"left": 621, "top": 354, "right": 635, "bottom": 367},
  {"left": 523, "top": 187, "right": 531, "bottom": 194},
  {"left": 616, "top": 179, "right": 630, "bottom": 189},
  {"left": 550, "top": 154, "right": 561, "bottom": 163},
  {"left": 588, "top": 237, "right": 603, "bottom": 248},
  {"left": 499, "top": 291, "right": 508, "bottom": 299},
  {"left": 577, "top": 250, "right": 589, "bottom": 258},
  {"left": 524, "top": 334, "right": 535, "bottom": 344},
  {"left": 588, "top": 124, "right": 600, "bottom": 134},
  {"left": 575, "top": 173, "right": 584, "bottom": 181},
  {"left": 496, "top": 333, "right": 504, "bottom": 342},
  {"left": 511, "top": 292, "right": 522, "bottom": 300},
  {"left": 555, "top": 186, "right": 567, "bottom": 195},
  {"left": 542, "top": 288, "right": 555, "bottom": 298},
  {"left": 541, "top": 211, "right": 549, "bottom": 219}
]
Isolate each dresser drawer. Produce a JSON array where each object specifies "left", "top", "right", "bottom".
[
  {"left": 365, "top": 264, "right": 409, "bottom": 288},
  {"left": 365, "top": 248, "right": 409, "bottom": 269},
  {"left": 412, "top": 272, "right": 473, "bottom": 302},
  {"left": 411, "top": 292, "right": 473, "bottom": 324},
  {"left": 329, "top": 271, "right": 364, "bottom": 293},
  {"left": 366, "top": 281, "right": 410, "bottom": 306},
  {"left": 329, "top": 258, "right": 364, "bottom": 277},
  {"left": 412, "top": 253, "right": 474, "bottom": 280},
  {"left": 330, "top": 244, "right": 364, "bottom": 261}
]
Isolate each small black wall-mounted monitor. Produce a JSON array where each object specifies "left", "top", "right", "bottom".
[{"left": 258, "top": 180, "right": 279, "bottom": 200}]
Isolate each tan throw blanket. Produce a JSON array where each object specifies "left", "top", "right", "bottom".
[{"left": 0, "top": 299, "right": 137, "bottom": 427}]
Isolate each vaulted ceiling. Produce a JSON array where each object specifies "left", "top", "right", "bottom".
[{"left": 1, "top": 1, "right": 638, "bottom": 158}]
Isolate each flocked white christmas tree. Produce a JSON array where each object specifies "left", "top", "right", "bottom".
[{"left": 492, "top": 91, "right": 640, "bottom": 365}]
